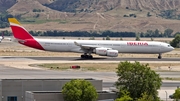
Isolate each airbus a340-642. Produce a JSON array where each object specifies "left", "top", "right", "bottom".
[{"left": 8, "top": 18, "right": 174, "bottom": 59}]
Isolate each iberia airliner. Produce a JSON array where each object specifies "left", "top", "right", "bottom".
[{"left": 8, "top": 18, "right": 174, "bottom": 59}]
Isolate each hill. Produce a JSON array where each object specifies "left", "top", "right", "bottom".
[
  {"left": 0, "top": 0, "right": 16, "bottom": 12},
  {"left": 2, "top": 0, "right": 180, "bottom": 34},
  {"left": 43, "top": 0, "right": 180, "bottom": 13}
]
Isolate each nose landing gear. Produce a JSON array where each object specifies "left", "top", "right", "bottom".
[{"left": 158, "top": 54, "right": 162, "bottom": 59}]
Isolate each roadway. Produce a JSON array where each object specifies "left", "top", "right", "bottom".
[
  {"left": 2, "top": 56, "right": 180, "bottom": 61},
  {"left": 103, "top": 81, "right": 180, "bottom": 88}
]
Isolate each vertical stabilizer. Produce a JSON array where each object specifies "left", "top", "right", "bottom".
[{"left": 8, "top": 18, "right": 34, "bottom": 40}]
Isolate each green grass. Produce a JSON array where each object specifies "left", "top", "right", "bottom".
[
  {"left": 162, "top": 77, "right": 180, "bottom": 81},
  {"left": 31, "top": 62, "right": 180, "bottom": 72},
  {"left": 37, "top": 64, "right": 70, "bottom": 70},
  {"left": 33, "top": 63, "right": 114, "bottom": 71}
]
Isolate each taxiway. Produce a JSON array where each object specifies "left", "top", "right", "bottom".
[{"left": 2, "top": 56, "right": 180, "bottom": 61}]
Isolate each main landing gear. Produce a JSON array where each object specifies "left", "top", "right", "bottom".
[
  {"left": 81, "top": 53, "right": 93, "bottom": 59},
  {"left": 158, "top": 53, "right": 162, "bottom": 59}
]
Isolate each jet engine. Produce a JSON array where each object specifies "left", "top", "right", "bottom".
[{"left": 94, "top": 48, "right": 118, "bottom": 57}]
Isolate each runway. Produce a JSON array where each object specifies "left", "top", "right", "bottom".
[
  {"left": 2, "top": 56, "right": 180, "bottom": 61},
  {"left": 0, "top": 56, "right": 179, "bottom": 100},
  {"left": 0, "top": 64, "right": 179, "bottom": 87}
]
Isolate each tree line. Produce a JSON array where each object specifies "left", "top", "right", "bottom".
[
  {"left": 139, "top": 29, "right": 174, "bottom": 37},
  {"left": 1, "top": 29, "right": 177, "bottom": 38}
]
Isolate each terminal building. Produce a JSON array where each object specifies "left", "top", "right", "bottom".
[{"left": 0, "top": 79, "right": 117, "bottom": 101}]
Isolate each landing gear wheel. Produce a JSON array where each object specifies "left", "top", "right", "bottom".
[
  {"left": 158, "top": 54, "right": 162, "bottom": 59},
  {"left": 88, "top": 55, "right": 93, "bottom": 59},
  {"left": 81, "top": 55, "right": 85, "bottom": 58},
  {"left": 80, "top": 55, "right": 93, "bottom": 59}
]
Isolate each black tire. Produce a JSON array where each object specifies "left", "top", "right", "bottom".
[
  {"left": 158, "top": 56, "right": 162, "bottom": 59},
  {"left": 88, "top": 55, "right": 93, "bottom": 59},
  {"left": 81, "top": 55, "right": 85, "bottom": 58}
]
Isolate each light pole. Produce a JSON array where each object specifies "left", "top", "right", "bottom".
[{"left": 165, "top": 91, "right": 168, "bottom": 101}]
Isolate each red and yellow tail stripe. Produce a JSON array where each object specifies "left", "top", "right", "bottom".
[
  {"left": 8, "top": 18, "right": 21, "bottom": 26},
  {"left": 8, "top": 18, "right": 34, "bottom": 40},
  {"left": 8, "top": 18, "right": 44, "bottom": 50}
]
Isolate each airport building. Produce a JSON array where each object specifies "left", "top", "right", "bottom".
[
  {"left": 25, "top": 91, "right": 117, "bottom": 101},
  {"left": 0, "top": 79, "right": 117, "bottom": 101}
]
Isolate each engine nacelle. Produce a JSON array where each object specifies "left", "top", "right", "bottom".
[
  {"left": 94, "top": 48, "right": 118, "bottom": 57},
  {"left": 107, "top": 50, "right": 118, "bottom": 57},
  {"left": 94, "top": 48, "right": 107, "bottom": 56}
]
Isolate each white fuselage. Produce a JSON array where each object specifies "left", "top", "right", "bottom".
[{"left": 34, "top": 39, "right": 174, "bottom": 54}]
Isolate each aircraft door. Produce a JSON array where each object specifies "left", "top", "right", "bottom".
[{"left": 158, "top": 43, "right": 163, "bottom": 53}]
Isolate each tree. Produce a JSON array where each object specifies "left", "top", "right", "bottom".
[
  {"left": 154, "top": 29, "right": 160, "bottom": 37},
  {"left": 115, "top": 61, "right": 162, "bottom": 100},
  {"left": 151, "top": 37, "right": 154, "bottom": 41},
  {"left": 106, "top": 36, "right": 110, "bottom": 40},
  {"left": 136, "top": 92, "right": 154, "bottom": 101},
  {"left": 120, "top": 37, "right": 123, "bottom": 40},
  {"left": 164, "top": 28, "right": 173, "bottom": 37},
  {"left": 136, "top": 36, "right": 140, "bottom": 41},
  {"left": 170, "top": 34, "right": 180, "bottom": 48},
  {"left": 115, "top": 90, "right": 132, "bottom": 101},
  {"left": 62, "top": 79, "right": 98, "bottom": 101},
  {"left": 147, "top": 12, "right": 152, "bottom": 17},
  {"left": 33, "top": 9, "right": 37, "bottom": 12},
  {"left": 159, "top": 9, "right": 176, "bottom": 19},
  {"left": 173, "top": 88, "right": 180, "bottom": 100},
  {"left": 89, "top": 37, "right": 95, "bottom": 40}
]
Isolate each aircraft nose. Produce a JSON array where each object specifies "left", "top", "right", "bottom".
[{"left": 169, "top": 46, "right": 174, "bottom": 51}]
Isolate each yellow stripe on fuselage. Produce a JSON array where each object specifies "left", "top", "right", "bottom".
[{"left": 8, "top": 18, "right": 21, "bottom": 25}]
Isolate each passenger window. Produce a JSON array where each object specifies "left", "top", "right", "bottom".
[{"left": 8, "top": 96, "right": 17, "bottom": 101}]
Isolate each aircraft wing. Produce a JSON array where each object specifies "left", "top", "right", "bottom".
[{"left": 74, "top": 41, "right": 111, "bottom": 50}]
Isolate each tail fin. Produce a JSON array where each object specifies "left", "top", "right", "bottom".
[{"left": 8, "top": 18, "right": 34, "bottom": 40}]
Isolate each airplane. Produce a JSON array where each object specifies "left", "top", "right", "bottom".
[
  {"left": 8, "top": 18, "right": 174, "bottom": 59},
  {"left": 0, "top": 32, "right": 11, "bottom": 42}
]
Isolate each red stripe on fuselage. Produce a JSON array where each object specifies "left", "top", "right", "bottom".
[{"left": 19, "top": 39, "right": 44, "bottom": 50}]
